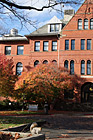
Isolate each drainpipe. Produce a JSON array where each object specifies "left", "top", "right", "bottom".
[{"left": 57, "top": 34, "right": 60, "bottom": 68}]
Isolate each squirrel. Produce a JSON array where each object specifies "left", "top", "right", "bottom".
[{"left": 30, "top": 122, "right": 42, "bottom": 135}]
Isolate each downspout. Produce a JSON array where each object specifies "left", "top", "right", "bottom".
[{"left": 57, "top": 34, "right": 60, "bottom": 68}]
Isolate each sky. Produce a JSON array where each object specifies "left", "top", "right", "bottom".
[{"left": 0, "top": 0, "right": 84, "bottom": 36}]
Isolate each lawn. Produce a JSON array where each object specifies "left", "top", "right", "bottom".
[
  {"left": 0, "top": 116, "right": 37, "bottom": 130},
  {"left": 0, "top": 110, "right": 44, "bottom": 130}
]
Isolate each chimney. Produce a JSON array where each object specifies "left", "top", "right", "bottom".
[
  {"left": 10, "top": 28, "right": 18, "bottom": 36},
  {"left": 64, "top": 9, "right": 75, "bottom": 22}
]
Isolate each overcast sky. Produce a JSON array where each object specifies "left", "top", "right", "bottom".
[{"left": 1, "top": 0, "right": 84, "bottom": 36}]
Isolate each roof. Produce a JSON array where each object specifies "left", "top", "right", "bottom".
[
  {"left": 26, "top": 24, "right": 59, "bottom": 37},
  {"left": 26, "top": 16, "right": 63, "bottom": 37},
  {"left": 0, "top": 36, "right": 28, "bottom": 41}
]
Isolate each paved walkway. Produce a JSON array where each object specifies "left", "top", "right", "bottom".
[
  {"left": 24, "top": 112, "right": 93, "bottom": 140},
  {"left": 1, "top": 111, "right": 93, "bottom": 140}
]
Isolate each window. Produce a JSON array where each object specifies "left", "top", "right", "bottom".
[
  {"left": 17, "top": 46, "right": 24, "bottom": 55},
  {"left": 50, "top": 24, "right": 59, "bottom": 32},
  {"left": 43, "top": 60, "right": 48, "bottom": 64},
  {"left": 87, "top": 60, "right": 91, "bottom": 75},
  {"left": 34, "top": 60, "right": 39, "bottom": 67},
  {"left": 84, "top": 19, "right": 88, "bottom": 30},
  {"left": 81, "top": 60, "right": 85, "bottom": 75},
  {"left": 90, "top": 18, "right": 93, "bottom": 29},
  {"left": 71, "top": 40, "right": 75, "bottom": 50},
  {"left": 78, "top": 19, "right": 82, "bottom": 30},
  {"left": 35, "top": 42, "right": 40, "bottom": 51},
  {"left": 5, "top": 46, "right": 11, "bottom": 55},
  {"left": 52, "top": 60, "right": 57, "bottom": 64},
  {"left": 70, "top": 60, "right": 74, "bottom": 75},
  {"left": 43, "top": 41, "right": 48, "bottom": 51},
  {"left": 64, "top": 60, "right": 68, "bottom": 69},
  {"left": 87, "top": 39, "right": 91, "bottom": 50},
  {"left": 81, "top": 39, "right": 85, "bottom": 50},
  {"left": 55, "top": 24, "right": 59, "bottom": 32},
  {"left": 50, "top": 24, "right": 55, "bottom": 32},
  {"left": 65, "top": 40, "right": 69, "bottom": 50},
  {"left": 52, "top": 41, "right": 57, "bottom": 51},
  {"left": 16, "top": 62, "right": 23, "bottom": 75}
]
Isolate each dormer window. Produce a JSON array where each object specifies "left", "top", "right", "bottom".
[{"left": 50, "top": 24, "right": 59, "bottom": 32}]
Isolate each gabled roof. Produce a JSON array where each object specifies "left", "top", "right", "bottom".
[
  {"left": 26, "top": 16, "right": 62, "bottom": 37},
  {"left": 48, "top": 16, "right": 62, "bottom": 24}
]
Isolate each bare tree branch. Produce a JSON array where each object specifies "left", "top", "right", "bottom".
[{"left": 0, "top": 0, "right": 83, "bottom": 11}]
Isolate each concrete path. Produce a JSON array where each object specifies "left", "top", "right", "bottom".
[{"left": 24, "top": 112, "right": 93, "bottom": 140}]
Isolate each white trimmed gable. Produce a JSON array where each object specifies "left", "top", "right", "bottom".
[
  {"left": 48, "top": 16, "right": 62, "bottom": 24},
  {"left": 48, "top": 16, "right": 62, "bottom": 33}
]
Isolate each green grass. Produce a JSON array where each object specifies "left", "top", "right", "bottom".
[{"left": 0, "top": 116, "right": 36, "bottom": 129}]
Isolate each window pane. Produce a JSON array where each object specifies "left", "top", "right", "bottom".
[
  {"left": 35, "top": 42, "right": 40, "bottom": 51},
  {"left": 34, "top": 60, "right": 39, "bottom": 67},
  {"left": 16, "top": 62, "right": 23, "bottom": 75},
  {"left": 90, "top": 18, "right": 93, "bottom": 29},
  {"left": 78, "top": 19, "right": 82, "bottom": 30},
  {"left": 65, "top": 40, "right": 69, "bottom": 50},
  {"left": 87, "top": 39, "right": 91, "bottom": 50},
  {"left": 50, "top": 24, "right": 55, "bottom": 32},
  {"left": 81, "top": 60, "right": 85, "bottom": 75},
  {"left": 70, "top": 60, "right": 74, "bottom": 75},
  {"left": 43, "top": 60, "right": 48, "bottom": 64},
  {"left": 71, "top": 40, "right": 75, "bottom": 50},
  {"left": 84, "top": 19, "right": 88, "bottom": 29},
  {"left": 17, "top": 46, "right": 24, "bottom": 55},
  {"left": 52, "top": 41, "right": 57, "bottom": 51},
  {"left": 64, "top": 60, "right": 68, "bottom": 69},
  {"left": 5, "top": 46, "right": 11, "bottom": 55},
  {"left": 43, "top": 41, "right": 48, "bottom": 51},
  {"left": 81, "top": 39, "right": 85, "bottom": 50},
  {"left": 87, "top": 60, "right": 91, "bottom": 75},
  {"left": 55, "top": 24, "right": 59, "bottom": 32}
]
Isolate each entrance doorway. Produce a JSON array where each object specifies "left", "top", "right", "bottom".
[{"left": 81, "top": 82, "right": 93, "bottom": 103}]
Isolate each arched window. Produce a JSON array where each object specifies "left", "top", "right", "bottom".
[
  {"left": 64, "top": 60, "right": 68, "bottom": 69},
  {"left": 81, "top": 60, "right": 85, "bottom": 75},
  {"left": 90, "top": 18, "right": 93, "bottom": 29},
  {"left": 16, "top": 62, "right": 23, "bottom": 75},
  {"left": 84, "top": 19, "right": 88, "bottom": 29},
  {"left": 78, "top": 19, "right": 82, "bottom": 30},
  {"left": 70, "top": 60, "right": 74, "bottom": 75},
  {"left": 87, "top": 60, "right": 91, "bottom": 75},
  {"left": 52, "top": 60, "right": 57, "bottom": 64},
  {"left": 43, "top": 60, "right": 48, "bottom": 64},
  {"left": 34, "top": 60, "right": 39, "bottom": 67}
]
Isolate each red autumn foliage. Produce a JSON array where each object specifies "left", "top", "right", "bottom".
[
  {"left": 0, "top": 54, "right": 17, "bottom": 98},
  {"left": 15, "top": 63, "right": 86, "bottom": 105}
]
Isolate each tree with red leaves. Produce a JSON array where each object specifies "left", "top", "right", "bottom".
[
  {"left": 15, "top": 63, "right": 86, "bottom": 107},
  {"left": 0, "top": 54, "right": 17, "bottom": 98}
]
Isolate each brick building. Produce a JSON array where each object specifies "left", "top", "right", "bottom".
[{"left": 0, "top": 0, "right": 93, "bottom": 102}]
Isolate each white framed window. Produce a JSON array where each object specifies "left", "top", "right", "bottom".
[
  {"left": 43, "top": 41, "right": 48, "bottom": 51},
  {"left": 78, "top": 19, "right": 82, "bottom": 30},
  {"left": 52, "top": 41, "right": 57, "bottom": 51},
  {"left": 16, "top": 62, "right": 23, "bottom": 75},
  {"left": 5, "top": 46, "right": 11, "bottom": 55},
  {"left": 90, "top": 18, "right": 93, "bottom": 29},
  {"left": 50, "top": 24, "right": 60, "bottom": 32},
  {"left": 84, "top": 19, "right": 88, "bottom": 30},
  {"left": 35, "top": 42, "right": 40, "bottom": 51},
  {"left": 17, "top": 46, "right": 24, "bottom": 55},
  {"left": 81, "top": 60, "right": 85, "bottom": 75},
  {"left": 87, "top": 60, "right": 91, "bottom": 75}
]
